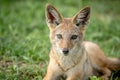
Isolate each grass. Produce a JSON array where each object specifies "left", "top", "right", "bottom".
[{"left": 0, "top": 0, "right": 120, "bottom": 80}]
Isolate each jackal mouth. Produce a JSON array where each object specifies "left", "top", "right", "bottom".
[{"left": 63, "top": 52, "right": 69, "bottom": 56}]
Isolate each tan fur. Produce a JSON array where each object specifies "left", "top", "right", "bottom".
[{"left": 44, "top": 4, "right": 120, "bottom": 80}]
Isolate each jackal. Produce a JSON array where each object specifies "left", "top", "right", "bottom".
[{"left": 43, "top": 4, "right": 120, "bottom": 80}]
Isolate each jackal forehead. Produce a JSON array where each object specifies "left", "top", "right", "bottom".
[
  {"left": 55, "top": 18, "right": 80, "bottom": 35},
  {"left": 55, "top": 25, "right": 79, "bottom": 35}
]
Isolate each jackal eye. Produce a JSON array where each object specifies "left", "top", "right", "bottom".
[
  {"left": 71, "top": 35, "right": 78, "bottom": 40},
  {"left": 56, "top": 34, "right": 62, "bottom": 39}
]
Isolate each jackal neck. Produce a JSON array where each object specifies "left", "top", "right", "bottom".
[{"left": 50, "top": 45, "right": 86, "bottom": 72}]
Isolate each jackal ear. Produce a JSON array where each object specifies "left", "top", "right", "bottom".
[
  {"left": 45, "top": 4, "right": 63, "bottom": 27},
  {"left": 73, "top": 7, "right": 90, "bottom": 27}
]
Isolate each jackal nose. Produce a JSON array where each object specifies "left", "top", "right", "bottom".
[{"left": 62, "top": 48, "right": 69, "bottom": 55}]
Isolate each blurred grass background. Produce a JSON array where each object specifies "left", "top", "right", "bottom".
[{"left": 0, "top": 0, "right": 120, "bottom": 79}]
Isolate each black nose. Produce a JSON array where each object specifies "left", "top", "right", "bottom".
[{"left": 62, "top": 48, "right": 69, "bottom": 55}]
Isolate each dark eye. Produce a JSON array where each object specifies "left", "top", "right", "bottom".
[
  {"left": 71, "top": 35, "right": 78, "bottom": 40},
  {"left": 56, "top": 34, "right": 62, "bottom": 39}
]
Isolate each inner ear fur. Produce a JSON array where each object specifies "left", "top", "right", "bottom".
[
  {"left": 46, "top": 3, "right": 63, "bottom": 26},
  {"left": 72, "top": 7, "right": 90, "bottom": 27}
]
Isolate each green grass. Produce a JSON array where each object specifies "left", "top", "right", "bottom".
[{"left": 0, "top": 0, "right": 120, "bottom": 80}]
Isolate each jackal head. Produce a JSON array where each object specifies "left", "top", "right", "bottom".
[{"left": 45, "top": 4, "right": 90, "bottom": 56}]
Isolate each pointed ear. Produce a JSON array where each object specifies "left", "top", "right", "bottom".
[
  {"left": 45, "top": 4, "right": 63, "bottom": 27},
  {"left": 73, "top": 7, "right": 90, "bottom": 27}
]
